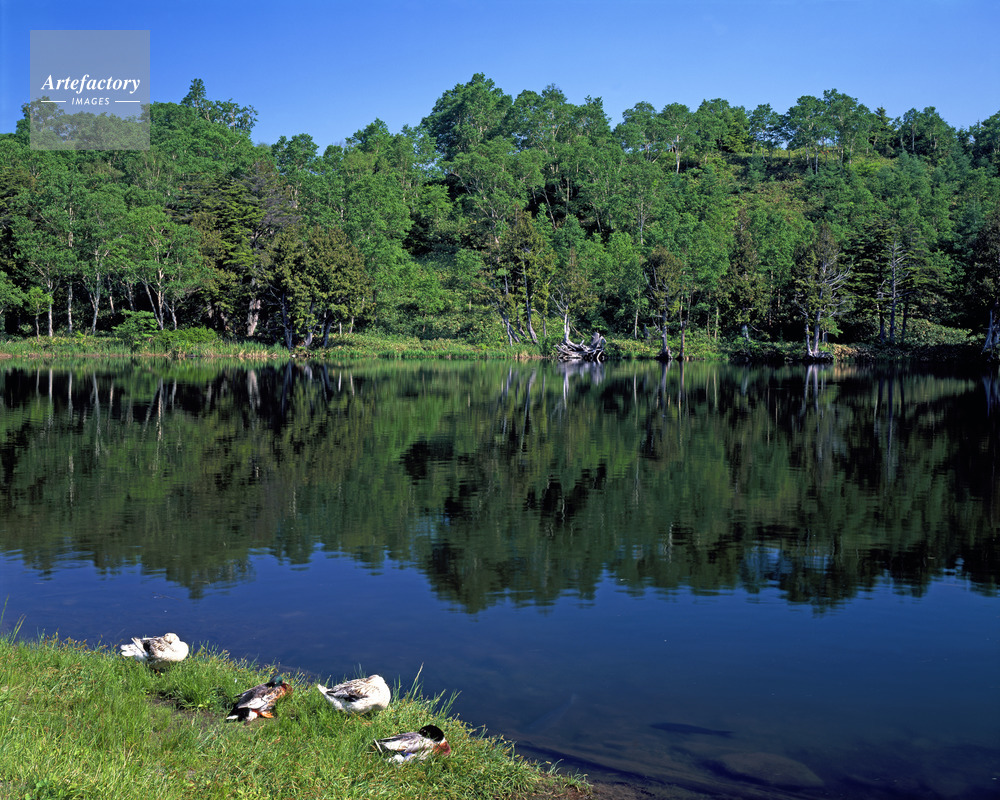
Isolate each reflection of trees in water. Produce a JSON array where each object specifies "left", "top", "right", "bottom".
[
  {"left": 0, "top": 362, "right": 356, "bottom": 598},
  {"left": 0, "top": 361, "right": 995, "bottom": 609},
  {"left": 985, "top": 371, "right": 1000, "bottom": 416}
]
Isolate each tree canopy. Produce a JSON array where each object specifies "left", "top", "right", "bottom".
[{"left": 1, "top": 77, "right": 998, "bottom": 355}]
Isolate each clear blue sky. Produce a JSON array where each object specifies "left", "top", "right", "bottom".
[{"left": 2, "top": 0, "right": 998, "bottom": 150}]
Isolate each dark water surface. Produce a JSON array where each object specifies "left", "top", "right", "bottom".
[{"left": 1, "top": 360, "right": 997, "bottom": 799}]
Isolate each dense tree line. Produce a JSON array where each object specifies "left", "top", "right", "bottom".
[{"left": 2, "top": 76, "right": 999, "bottom": 357}]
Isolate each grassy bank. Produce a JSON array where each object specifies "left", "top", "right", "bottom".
[
  {"left": 0, "top": 332, "right": 541, "bottom": 362},
  {"left": 0, "top": 319, "right": 985, "bottom": 365},
  {"left": 0, "top": 631, "right": 586, "bottom": 800}
]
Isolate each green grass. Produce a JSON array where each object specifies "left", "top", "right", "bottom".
[
  {"left": 0, "top": 332, "right": 544, "bottom": 362},
  {"left": 298, "top": 332, "right": 538, "bottom": 361},
  {"left": 605, "top": 329, "right": 729, "bottom": 361},
  {"left": 0, "top": 333, "right": 284, "bottom": 361},
  {"left": 5, "top": 322, "right": 980, "bottom": 365},
  {"left": 0, "top": 631, "right": 586, "bottom": 800}
]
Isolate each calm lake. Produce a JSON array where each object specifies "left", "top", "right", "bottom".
[{"left": 0, "top": 359, "right": 997, "bottom": 799}]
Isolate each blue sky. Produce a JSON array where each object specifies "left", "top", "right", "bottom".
[{"left": 2, "top": 0, "right": 998, "bottom": 150}]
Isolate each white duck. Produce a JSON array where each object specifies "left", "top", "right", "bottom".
[
  {"left": 374, "top": 724, "right": 451, "bottom": 762},
  {"left": 119, "top": 632, "right": 189, "bottom": 666},
  {"left": 316, "top": 674, "right": 390, "bottom": 714}
]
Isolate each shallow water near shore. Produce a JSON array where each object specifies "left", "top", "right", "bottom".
[{"left": 1, "top": 360, "right": 997, "bottom": 799}]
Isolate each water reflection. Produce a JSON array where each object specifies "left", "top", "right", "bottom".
[
  {"left": 2, "top": 360, "right": 998, "bottom": 799},
  {"left": 0, "top": 361, "right": 996, "bottom": 606}
]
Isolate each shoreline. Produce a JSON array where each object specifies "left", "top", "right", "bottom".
[
  {"left": 0, "top": 627, "right": 750, "bottom": 800},
  {"left": 0, "top": 632, "right": 585, "bottom": 800},
  {"left": 0, "top": 330, "right": 990, "bottom": 368}
]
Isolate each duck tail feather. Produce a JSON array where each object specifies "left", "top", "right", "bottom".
[{"left": 120, "top": 642, "right": 145, "bottom": 659}]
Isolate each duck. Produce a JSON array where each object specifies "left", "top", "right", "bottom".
[
  {"left": 374, "top": 724, "right": 452, "bottom": 763},
  {"left": 316, "top": 674, "right": 390, "bottom": 714},
  {"left": 119, "top": 632, "right": 189, "bottom": 666},
  {"left": 226, "top": 676, "right": 293, "bottom": 723}
]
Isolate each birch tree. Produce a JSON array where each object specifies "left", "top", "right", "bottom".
[{"left": 795, "top": 223, "right": 852, "bottom": 356}]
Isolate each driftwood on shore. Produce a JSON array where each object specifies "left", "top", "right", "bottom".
[{"left": 556, "top": 332, "right": 606, "bottom": 362}]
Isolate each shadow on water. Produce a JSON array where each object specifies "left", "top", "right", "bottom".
[{"left": 650, "top": 722, "right": 733, "bottom": 738}]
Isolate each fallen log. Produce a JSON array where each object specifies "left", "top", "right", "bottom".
[{"left": 556, "top": 332, "right": 606, "bottom": 362}]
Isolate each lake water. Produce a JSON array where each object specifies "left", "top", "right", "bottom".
[{"left": 1, "top": 359, "right": 997, "bottom": 799}]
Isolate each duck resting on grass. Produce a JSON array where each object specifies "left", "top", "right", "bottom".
[
  {"left": 316, "top": 674, "right": 391, "bottom": 714},
  {"left": 119, "top": 633, "right": 189, "bottom": 666},
  {"left": 226, "top": 676, "right": 293, "bottom": 723},
  {"left": 374, "top": 724, "right": 451, "bottom": 763}
]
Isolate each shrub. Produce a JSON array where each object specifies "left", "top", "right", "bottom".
[
  {"left": 112, "top": 311, "right": 159, "bottom": 352},
  {"left": 899, "top": 319, "right": 972, "bottom": 347}
]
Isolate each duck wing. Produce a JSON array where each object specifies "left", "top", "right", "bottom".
[
  {"left": 232, "top": 683, "right": 268, "bottom": 707},
  {"left": 243, "top": 691, "right": 276, "bottom": 711},
  {"left": 330, "top": 679, "right": 371, "bottom": 701},
  {"left": 375, "top": 730, "right": 425, "bottom": 754},
  {"left": 238, "top": 681, "right": 290, "bottom": 709},
  {"left": 120, "top": 638, "right": 148, "bottom": 660},
  {"left": 143, "top": 637, "right": 171, "bottom": 658},
  {"left": 226, "top": 683, "right": 277, "bottom": 721}
]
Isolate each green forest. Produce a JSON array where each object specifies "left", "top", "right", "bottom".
[{"left": 3, "top": 75, "right": 1000, "bottom": 359}]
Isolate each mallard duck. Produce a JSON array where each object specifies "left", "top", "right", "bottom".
[
  {"left": 119, "top": 633, "right": 189, "bottom": 666},
  {"left": 374, "top": 724, "right": 451, "bottom": 763},
  {"left": 316, "top": 674, "right": 390, "bottom": 714},
  {"left": 226, "top": 676, "right": 293, "bottom": 723}
]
